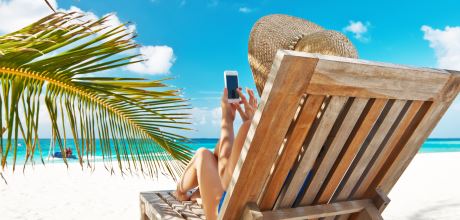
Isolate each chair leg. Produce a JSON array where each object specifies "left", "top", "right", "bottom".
[
  {"left": 243, "top": 202, "right": 263, "bottom": 220},
  {"left": 354, "top": 205, "right": 383, "bottom": 220},
  {"left": 140, "top": 199, "right": 147, "bottom": 220}
]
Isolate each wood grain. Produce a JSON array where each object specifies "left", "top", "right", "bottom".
[
  {"left": 332, "top": 100, "right": 406, "bottom": 201},
  {"left": 158, "top": 192, "right": 202, "bottom": 220},
  {"left": 259, "top": 95, "right": 326, "bottom": 210},
  {"left": 351, "top": 101, "right": 423, "bottom": 198},
  {"left": 281, "top": 51, "right": 450, "bottom": 101},
  {"left": 218, "top": 52, "right": 319, "bottom": 220},
  {"left": 140, "top": 192, "right": 184, "bottom": 220},
  {"left": 262, "top": 200, "right": 373, "bottom": 220},
  {"left": 276, "top": 96, "right": 348, "bottom": 208},
  {"left": 298, "top": 98, "right": 368, "bottom": 206},
  {"left": 376, "top": 102, "right": 449, "bottom": 194},
  {"left": 314, "top": 99, "right": 387, "bottom": 204}
]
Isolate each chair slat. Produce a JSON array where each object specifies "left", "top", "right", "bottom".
[
  {"left": 218, "top": 53, "right": 319, "bottom": 220},
  {"left": 315, "top": 99, "right": 387, "bottom": 204},
  {"left": 298, "top": 98, "right": 369, "bottom": 206},
  {"left": 332, "top": 100, "right": 406, "bottom": 202},
  {"left": 140, "top": 192, "right": 184, "bottom": 220},
  {"left": 276, "top": 96, "right": 348, "bottom": 208},
  {"left": 376, "top": 102, "right": 451, "bottom": 194},
  {"left": 159, "top": 192, "right": 202, "bottom": 220},
  {"left": 262, "top": 199, "right": 374, "bottom": 220},
  {"left": 352, "top": 100, "right": 424, "bottom": 197},
  {"left": 283, "top": 50, "right": 451, "bottom": 101},
  {"left": 259, "top": 95, "right": 326, "bottom": 210}
]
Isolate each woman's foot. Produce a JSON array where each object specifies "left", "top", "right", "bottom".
[
  {"left": 190, "top": 188, "right": 201, "bottom": 202},
  {"left": 174, "top": 189, "right": 190, "bottom": 201}
]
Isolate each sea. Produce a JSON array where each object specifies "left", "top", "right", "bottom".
[{"left": 2, "top": 138, "right": 460, "bottom": 165}]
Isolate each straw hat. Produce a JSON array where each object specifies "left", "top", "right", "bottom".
[{"left": 248, "top": 14, "right": 358, "bottom": 95}]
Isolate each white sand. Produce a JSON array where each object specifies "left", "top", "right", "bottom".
[
  {"left": 0, "top": 162, "right": 176, "bottom": 220},
  {"left": 383, "top": 152, "right": 460, "bottom": 219},
  {"left": 1, "top": 152, "right": 459, "bottom": 220}
]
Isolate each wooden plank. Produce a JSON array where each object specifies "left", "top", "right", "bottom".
[
  {"left": 218, "top": 52, "right": 319, "bottom": 220},
  {"left": 315, "top": 99, "right": 387, "bottom": 204},
  {"left": 351, "top": 101, "right": 423, "bottom": 198},
  {"left": 262, "top": 200, "right": 373, "bottom": 220},
  {"left": 369, "top": 74, "right": 460, "bottom": 208},
  {"left": 373, "top": 189, "right": 390, "bottom": 212},
  {"left": 332, "top": 100, "right": 406, "bottom": 201},
  {"left": 259, "top": 95, "right": 325, "bottom": 210},
  {"left": 298, "top": 98, "right": 369, "bottom": 206},
  {"left": 159, "top": 192, "right": 201, "bottom": 220},
  {"left": 141, "top": 199, "right": 146, "bottom": 220},
  {"left": 282, "top": 50, "right": 450, "bottom": 101},
  {"left": 140, "top": 192, "right": 184, "bottom": 220},
  {"left": 375, "top": 102, "right": 450, "bottom": 194},
  {"left": 276, "top": 96, "right": 348, "bottom": 208},
  {"left": 438, "top": 71, "right": 460, "bottom": 101}
]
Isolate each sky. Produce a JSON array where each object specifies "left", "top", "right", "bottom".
[{"left": 0, "top": 0, "right": 459, "bottom": 138}]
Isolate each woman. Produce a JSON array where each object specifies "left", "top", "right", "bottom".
[{"left": 175, "top": 87, "right": 258, "bottom": 220}]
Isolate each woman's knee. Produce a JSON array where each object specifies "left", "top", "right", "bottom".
[
  {"left": 195, "top": 148, "right": 216, "bottom": 167},
  {"left": 196, "top": 147, "right": 213, "bottom": 157}
]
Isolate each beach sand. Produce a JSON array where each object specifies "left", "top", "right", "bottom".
[{"left": 1, "top": 152, "right": 459, "bottom": 219}]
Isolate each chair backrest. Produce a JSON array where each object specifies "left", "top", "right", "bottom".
[{"left": 218, "top": 50, "right": 460, "bottom": 220}]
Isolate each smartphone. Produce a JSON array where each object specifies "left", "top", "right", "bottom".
[{"left": 224, "top": 70, "right": 239, "bottom": 103}]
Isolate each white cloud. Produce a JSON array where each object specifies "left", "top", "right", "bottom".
[
  {"left": 0, "top": 0, "right": 57, "bottom": 34},
  {"left": 211, "top": 107, "right": 222, "bottom": 125},
  {"left": 239, "top": 7, "right": 252, "bottom": 13},
  {"left": 189, "top": 107, "right": 221, "bottom": 126},
  {"left": 182, "top": 106, "right": 244, "bottom": 138},
  {"left": 421, "top": 25, "right": 460, "bottom": 70},
  {"left": 0, "top": 0, "right": 175, "bottom": 75},
  {"left": 60, "top": 7, "right": 136, "bottom": 41},
  {"left": 189, "top": 108, "right": 210, "bottom": 125},
  {"left": 343, "top": 20, "right": 371, "bottom": 42},
  {"left": 0, "top": 1, "right": 135, "bottom": 39},
  {"left": 126, "top": 46, "right": 176, "bottom": 74},
  {"left": 421, "top": 25, "right": 460, "bottom": 138}
]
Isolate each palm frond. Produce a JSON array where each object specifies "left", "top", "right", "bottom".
[{"left": 0, "top": 12, "right": 192, "bottom": 179}]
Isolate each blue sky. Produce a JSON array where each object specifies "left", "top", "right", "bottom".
[{"left": 1, "top": 0, "right": 459, "bottom": 138}]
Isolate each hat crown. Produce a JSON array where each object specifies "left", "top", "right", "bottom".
[{"left": 248, "top": 14, "right": 358, "bottom": 95}]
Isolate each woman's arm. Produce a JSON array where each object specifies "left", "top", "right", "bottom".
[
  {"left": 219, "top": 88, "right": 258, "bottom": 189},
  {"left": 217, "top": 89, "right": 237, "bottom": 181}
]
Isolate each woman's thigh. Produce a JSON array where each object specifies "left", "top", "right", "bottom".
[{"left": 195, "top": 148, "right": 224, "bottom": 219}]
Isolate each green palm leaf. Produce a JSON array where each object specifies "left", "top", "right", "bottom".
[{"left": 0, "top": 12, "right": 192, "bottom": 179}]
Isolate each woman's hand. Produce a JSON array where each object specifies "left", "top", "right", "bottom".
[
  {"left": 236, "top": 88, "right": 258, "bottom": 123},
  {"left": 221, "top": 88, "right": 238, "bottom": 124}
]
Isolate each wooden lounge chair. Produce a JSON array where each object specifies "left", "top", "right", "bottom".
[{"left": 140, "top": 50, "right": 460, "bottom": 220}]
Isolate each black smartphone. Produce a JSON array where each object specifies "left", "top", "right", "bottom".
[{"left": 224, "top": 71, "right": 239, "bottom": 103}]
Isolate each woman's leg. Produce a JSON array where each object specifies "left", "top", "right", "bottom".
[
  {"left": 176, "top": 146, "right": 220, "bottom": 201},
  {"left": 177, "top": 138, "right": 221, "bottom": 201},
  {"left": 194, "top": 148, "right": 224, "bottom": 220},
  {"left": 176, "top": 149, "right": 201, "bottom": 200}
]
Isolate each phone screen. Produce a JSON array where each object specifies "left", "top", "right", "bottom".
[{"left": 226, "top": 75, "right": 239, "bottom": 99}]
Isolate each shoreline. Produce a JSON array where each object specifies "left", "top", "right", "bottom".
[{"left": 1, "top": 152, "right": 460, "bottom": 219}]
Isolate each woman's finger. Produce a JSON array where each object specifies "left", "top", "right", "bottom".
[
  {"left": 237, "top": 88, "right": 250, "bottom": 109},
  {"left": 222, "top": 88, "right": 228, "bottom": 102},
  {"left": 235, "top": 103, "right": 245, "bottom": 119},
  {"left": 247, "top": 88, "right": 257, "bottom": 108}
]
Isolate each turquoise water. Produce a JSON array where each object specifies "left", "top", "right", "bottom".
[{"left": 2, "top": 138, "right": 459, "bottom": 165}]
